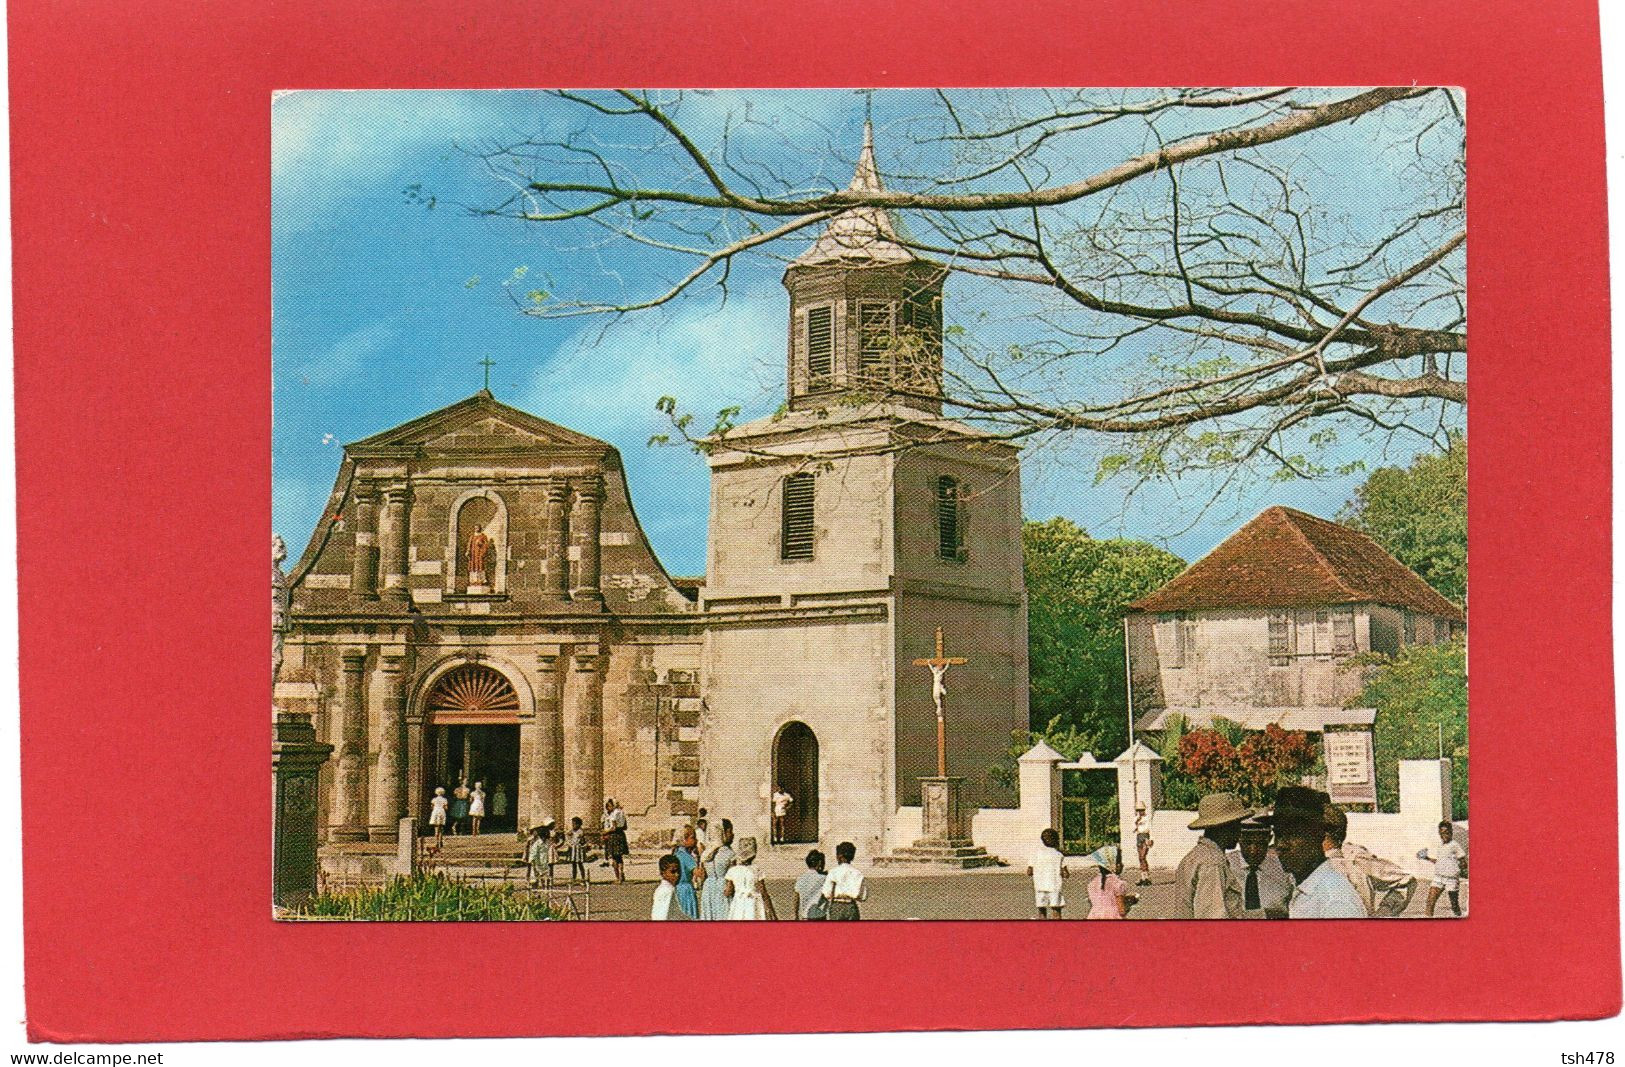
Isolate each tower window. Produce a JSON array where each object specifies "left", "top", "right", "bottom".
[
  {"left": 806, "top": 305, "right": 833, "bottom": 387},
  {"left": 781, "top": 473, "right": 816, "bottom": 561},
  {"left": 936, "top": 476, "right": 966, "bottom": 560},
  {"left": 858, "top": 301, "right": 894, "bottom": 381}
]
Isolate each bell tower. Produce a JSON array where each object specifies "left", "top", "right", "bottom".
[{"left": 782, "top": 123, "right": 947, "bottom": 414}]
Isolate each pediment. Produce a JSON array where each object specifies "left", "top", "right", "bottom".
[{"left": 348, "top": 393, "right": 609, "bottom": 455}]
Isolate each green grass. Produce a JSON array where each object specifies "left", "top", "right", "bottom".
[{"left": 295, "top": 873, "right": 573, "bottom": 921}]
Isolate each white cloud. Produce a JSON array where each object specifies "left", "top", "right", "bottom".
[
  {"left": 291, "top": 319, "right": 400, "bottom": 386},
  {"left": 523, "top": 293, "right": 785, "bottom": 439},
  {"left": 271, "top": 90, "right": 530, "bottom": 232}
]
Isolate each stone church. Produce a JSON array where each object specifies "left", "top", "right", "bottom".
[{"left": 279, "top": 128, "right": 1030, "bottom": 856}]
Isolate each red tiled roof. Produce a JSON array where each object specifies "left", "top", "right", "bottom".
[{"left": 1128, "top": 506, "right": 1464, "bottom": 621}]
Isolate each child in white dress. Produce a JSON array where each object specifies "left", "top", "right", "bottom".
[
  {"left": 724, "top": 837, "right": 774, "bottom": 920},
  {"left": 428, "top": 786, "right": 448, "bottom": 851}
]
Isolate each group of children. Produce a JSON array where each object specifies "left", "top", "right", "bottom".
[
  {"left": 1027, "top": 829, "right": 1138, "bottom": 919},
  {"left": 524, "top": 817, "right": 591, "bottom": 886}
]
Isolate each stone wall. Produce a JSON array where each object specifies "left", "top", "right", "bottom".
[{"left": 700, "top": 613, "right": 894, "bottom": 857}]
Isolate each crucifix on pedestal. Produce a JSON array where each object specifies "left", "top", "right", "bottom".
[{"left": 913, "top": 627, "right": 967, "bottom": 778}]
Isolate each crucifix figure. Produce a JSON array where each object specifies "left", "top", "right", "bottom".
[
  {"left": 478, "top": 355, "right": 496, "bottom": 392},
  {"left": 912, "top": 627, "right": 967, "bottom": 778}
]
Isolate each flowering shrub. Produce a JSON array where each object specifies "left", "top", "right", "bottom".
[{"left": 1175, "top": 724, "right": 1319, "bottom": 806}]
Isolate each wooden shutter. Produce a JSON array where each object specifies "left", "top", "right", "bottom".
[
  {"left": 781, "top": 473, "right": 815, "bottom": 560},
  {"left": 1332, "top": 610, "right": 1356, "bottom": 654},
  {"left": 1268, "top": 614, "right": 1292, "bottom": 666},
  {"left": 936, "top": 476, "right": 965, "bottom": 560},
  {"left": 858, "top": 301, "right": 893, "bottom": 381},
  {"left": 806, "top": 305, "right": 833, "bottom": 386}
]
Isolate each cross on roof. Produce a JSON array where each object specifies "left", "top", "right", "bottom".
[{"left": 478, "top": 355, "right": 496, "bottom": 392}]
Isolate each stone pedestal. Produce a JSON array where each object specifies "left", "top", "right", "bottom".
[
  {"left": 878, "top": 776, "right": 997, "bottom": 868},
  {"left": 273, "top": 708, "right": 333, "bottom": 909},
  {"left": 920, "top": 776, "right": 971, "bottom": 841}
]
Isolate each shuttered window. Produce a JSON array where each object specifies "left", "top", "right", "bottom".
[
  {"left": 1332, "top": 609, "right": 1356, "bottom": 654},
  {"left": 781, "top": 473, "right": 815, "bottom": 560},
  {"left": 806, "top": 305, "right": 834, "bottom": 387},
  {"left": 1268, "top": 614, "right": 1292, "bottom": 666},
  {"left": 1166, "top": 613, "right": 1195, "bottom": 668},
  {"left": 936, "top": 476, "right": 965, "bottom": 560},
  {"left": 858, "top": 301, "right": 893, "bottom": 381}
]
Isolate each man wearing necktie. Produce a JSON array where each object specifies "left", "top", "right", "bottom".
[{"left": 1228, "top": 817, "right": 1292, "bottom": 918}]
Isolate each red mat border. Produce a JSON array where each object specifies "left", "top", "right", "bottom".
[{"left": 11, "top": 0, "right": 1618, "bottom": 1041}]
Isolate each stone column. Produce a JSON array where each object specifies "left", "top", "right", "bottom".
[
  {"left": 562, "top": 643, "right": 604, "bottom": 821},
  {"left": 378, "top": 484, "right": 412, "bottom": 602},
  {"left": 329, "top": 648, "right": 370, "bottom": 842},
  {"left": 404, "top": 711, "right": 426, "bottom": 827},
  {"left": 350, "top": 481, "right": 380, "bottom": 599},
  {"left": 543, "top": 478, "right": 571, "bottom": 600},
  {"left": 570, "top": 476, "right": 603, "bottom": 603},
  {"left": 518, "top": 648, "right": 565, "bottom": 828},
  {"left": 367, "top": 651, "right": 408, "bottom": 842}
]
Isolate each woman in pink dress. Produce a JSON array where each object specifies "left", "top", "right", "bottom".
[{"left": 1086, "top": 847, "right": 1136, "bottom": 919}]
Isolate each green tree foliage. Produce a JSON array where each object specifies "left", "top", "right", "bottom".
[
  {"left": 1023, "top": 518, "right": 1185, "bottom": 757},
  {"left": 1354, "top": 637, "right": 1468, "bottom": 818},
  {"left": 1339, "top": 436, "right": 1466, "bottom": 604}
]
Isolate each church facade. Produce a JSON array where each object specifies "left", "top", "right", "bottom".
[{"left": 280, "top": 128, "right": 1030, "bottom": 856}]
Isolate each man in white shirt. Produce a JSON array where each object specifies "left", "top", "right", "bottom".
[
  {"left": 1269, "top": 786, "right": 1368, "bottom": 919},
  {"left": 771, "top": 787, "right": 793, "bottom": 844},
  {"left": 821, "top": 840, "right": 867, "bottom": 920},
  {"left": 651, "top": 853, "right": 685, "bottom": 920},
  {"left": 1227, "top": 819, "right": 1293, "bottom": 919},
  {"left": 1420, "top": 821, "right": 1467, "bottom": 917}
]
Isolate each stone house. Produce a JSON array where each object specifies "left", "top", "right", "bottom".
[
  {"left": 1125, "top": 506, "right": 1464, "bottom": 737},
  {"left": 279, "top": 125, "right": 1030, "bottom": 857}
]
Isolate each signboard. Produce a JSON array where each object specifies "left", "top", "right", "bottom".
[{"left": 1323, "top": 728, "right": 1377, "bottom": 805}]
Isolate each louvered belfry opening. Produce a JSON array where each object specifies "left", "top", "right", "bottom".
[
  {"left": 937, "top": 475, "right": 964, "bottom": 560},
  {"left": 806, "top": 305, "right": 834, "bottom": 386},
  {"left": 858, "top": 300, "right": 893, "bottom": 381},
  {"left": 781, "top": 472, "right": 816, "bottom": 560},
  {"left": 427, "top": 663, "right": 521, "bottom": 725}
]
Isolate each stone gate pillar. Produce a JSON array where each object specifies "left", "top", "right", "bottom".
[
  {"left": 378, "top": 484, "right": 412, "bottom": 601},
  {"left": 543, "top": 478, "right": 570, "bottom": 600},
  {"left": 368, "top": 650, "right": 408, "bottom": 841},
  {"left": 562, "top": 643, "right": 605, "bottom": 822},
  {"left": 273, "top": 703, "right": 333, "bottom": 908},
  {"left": 1113, "top": 740, "right": 1164, "bottom": 857},
  {"left": 350, "top": 481, "right": 380, "bottom": 599},
  {"left": 329, "top": 648, "right": 370, "bottom": 842},
  {"left": 571, "top": 476, "right": 604, "bottom": 604}
]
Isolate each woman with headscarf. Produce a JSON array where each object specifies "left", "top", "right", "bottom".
[
  {"left": 699, "top": 819, "right": 736, "bottom": 920},
  {"left": 724, "top": 836, "right": 775, "bottom": 920},
  {"left": 673, "top": 824, "right": 703, "bottom": 919},
  {"left": 1085, "top": 844, "right": 1135, "bottom": 919}
]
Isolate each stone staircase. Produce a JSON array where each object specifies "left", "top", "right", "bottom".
[{"left": 875, "top": 837, "right": 1001, "bottom": 869}]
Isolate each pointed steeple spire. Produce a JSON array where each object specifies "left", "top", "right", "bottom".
[{"left": 789, "top": 121, "right": 917, "bottom": 267}]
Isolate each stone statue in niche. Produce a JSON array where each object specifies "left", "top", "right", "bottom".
[
  {"left": 466, "top": 528, "right": 492, "bottom": 586},
  {"left": 272, "top": 533, "right": 289, "bottom": 682}
]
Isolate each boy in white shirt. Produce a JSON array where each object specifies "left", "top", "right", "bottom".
[
  {"left": 1027, "top": 828, "right": 1068, "bottom": 919},
  {"left": 651, "top": 854, "right": 684, "bottom": 920},
  {"left": 821, "top": 841, "right": 867, "bottom": 920},
  {"left": 1419, "top": 821, "right": 1467, "bottom": 917}
]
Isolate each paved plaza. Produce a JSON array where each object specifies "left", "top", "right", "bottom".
[{"left": 548, "top": 851, "right": 1467, "bottom": 921}]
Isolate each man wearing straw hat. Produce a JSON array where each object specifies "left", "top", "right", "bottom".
[{"left": 1170, "top": 792, "right": 1251, "bottom": 919}]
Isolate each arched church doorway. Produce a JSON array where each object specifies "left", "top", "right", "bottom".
[
  {"left": 772, "top": 721, "right": 819, "bottom": 844},
  {"left": 423, "top": 664, "right": 522, "bottom": 834}
]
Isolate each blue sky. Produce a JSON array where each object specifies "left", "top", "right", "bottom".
[{"left": 272, "top": 89, "right": 1462, "bottom": 575}]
